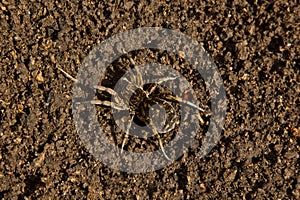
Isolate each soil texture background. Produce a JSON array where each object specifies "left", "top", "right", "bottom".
[{"left": 0, "top": 0, "right": 299, "bottom": 199}]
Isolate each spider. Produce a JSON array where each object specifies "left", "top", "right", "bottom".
[{"left": 57, "top": 52, "right": 206, "bottom": 160}]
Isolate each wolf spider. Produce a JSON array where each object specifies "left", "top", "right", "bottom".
[{"left": 57, "top": 53, "right": 205, "bottom": 160}]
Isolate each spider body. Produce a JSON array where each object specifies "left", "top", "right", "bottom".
[{"left": 57, "top": 53, "right": 205, "bottom": 160}]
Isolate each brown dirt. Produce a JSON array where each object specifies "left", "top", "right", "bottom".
[{"left": 0, "top": 0, "right": 299, "bottom": 199}]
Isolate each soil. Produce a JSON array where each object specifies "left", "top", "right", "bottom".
[{"left": 0, "top": 0, "right": 299, "bottom": 199}]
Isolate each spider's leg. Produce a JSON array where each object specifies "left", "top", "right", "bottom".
[
  {"left": 146, "top": 76, "right": 179, "bottom": 97},
  {"left": 167, "top": 95, "right": 205, "bottom": 112},
  {"left": 156, "top": 76, "right": 179, "bottom": 84},
  {"left": 148, "top": 118, "right": 171, "bottom": 161},
  {"left": 123, "top": 77, "right": 143, "bottom": 91},
  {"left": 57, "top": 66, "right": 118, "bottom": 96},
  {"left": 90, "top": 100, "right": 128, "bottom": 110},
  {"left": 154, "top": 98, "right": 178, "bottom": 133},
  {"left": 122, "top": 49, "right": 145, "bottom": 90},
  {"left": 135, "top": 66, "right": 143, "bottom": 90},
  {"left": 198, "top": 113, "right": 205, "bottom": 125},
  {"left": 94, "top": 85, "right": 117, "bottom": 96},
  {"left": 122, "top": 49, "right": 137, "bottom": 66},
  {"left": 127, "top": 53, "right": 143, "bottom": 87},
  {"left": 57, "top": 66, "right": 130, "bottom": 110},
  {"left": 121, "top": 114, "right": 135, "bottom": 154},
  {"left": 56, "top": 66, "right": 78, "bottom": 82}
]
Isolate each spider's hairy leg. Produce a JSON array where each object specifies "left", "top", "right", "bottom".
[
  {"left": 121, "top": 114, "right": 135, "bottom": 154},
  {"left": 198, "top": 112, "right": 205, "bottom": 125},
  {"left": 122, "top": 49, "right": 137, "bottom": 66},
  {"left": 94, "top": 85, "right": 117, "bottom": 96},
  {"left": 56, "top": 66, "right": 78, "bottom": 82},
  {"left": 154, "top": 98, "right": 178, "bottom": 133},
  {"left": 146, "top": 76, "right": 179, "bottom": 98},
  {"left": 167, "top": 95, "right": 205, "bottom": 112},
  {"left": 56, "top": 66, "right": 127, "bottom": 109},
  {"left": 122, "top": 49, "right": 144, "bottom": 87},
  {"left": 122, "top": 77, "right": 143, "bottom": 91},
  {"left": 87, "top": 100, "right": 128, "bottom": 111},
  {"left": 57, "top": 66, "right": 118, "bottom": 96},
  {"left": 148, "top": 118, "right": 171, "bottom": 161}
]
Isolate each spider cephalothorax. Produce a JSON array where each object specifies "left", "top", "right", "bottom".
[{"left": 128, "top": 83, "right": 178, "bottom": 128}]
